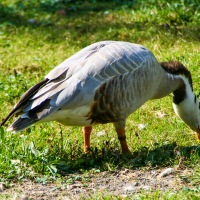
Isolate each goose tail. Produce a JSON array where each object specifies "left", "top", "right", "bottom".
[{"left": 7, "top": 115, "right": 37, "bottom": 133}]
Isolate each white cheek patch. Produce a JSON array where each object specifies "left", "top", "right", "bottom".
[{"left": 172, "top": 76, "right": 200, "bottom": 131}]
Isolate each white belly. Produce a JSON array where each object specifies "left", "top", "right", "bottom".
[{"left": 41, "top": 106, "right": 91, "bottom": 126}]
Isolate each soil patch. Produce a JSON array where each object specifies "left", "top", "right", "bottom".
[{"left": 0, "top": 168, "right": 195, "bottom": 199}]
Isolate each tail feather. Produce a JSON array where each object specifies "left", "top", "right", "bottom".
[
  {"left": 7, "top": 117, "right": 37, "bottom": 132},
  {"left": 0, "top": 78, "right": 48, "bottom": 127}
]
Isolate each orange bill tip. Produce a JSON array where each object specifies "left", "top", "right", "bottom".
[{"left": 195, "top": 132, "right": 200, "bottom": 143}]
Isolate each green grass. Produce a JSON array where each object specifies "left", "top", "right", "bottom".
[{"left": 0, "top": 0, "right": 200, "bottom": 198}]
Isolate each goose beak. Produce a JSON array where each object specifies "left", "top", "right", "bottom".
[{"left": 195, "top": 129, "right": 200, "bottom": 143}]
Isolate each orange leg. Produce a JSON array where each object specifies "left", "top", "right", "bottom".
[
  {"left": 82, "top": 126, "right": 92, "bottom": 153},
  {"left": 116, "top": 128, "right": 131, "bottom": 154}
]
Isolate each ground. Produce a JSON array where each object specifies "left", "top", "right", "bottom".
[{"left": 0, "top": 167, "right": 197, "bottom": 199}]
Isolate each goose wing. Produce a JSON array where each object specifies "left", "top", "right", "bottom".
[{"left": 87, "top": 53, "right": 160, "bottom": 124}]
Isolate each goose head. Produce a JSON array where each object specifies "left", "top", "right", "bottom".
[
  {"left": 160, "top": 61, "right": 200, "bottom": 142},
  {"left": 172, "top": 76, "right": 200, "bottom": 142}
]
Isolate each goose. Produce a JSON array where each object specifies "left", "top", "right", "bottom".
[{"left": 1, "top": 41, "right": 200, "bottom": 154}]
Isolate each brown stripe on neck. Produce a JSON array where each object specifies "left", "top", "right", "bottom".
[
  {"left": 173, "top": 84, "right": 186, "bottom": 104},
  {"left": 160, "top": 61, "right": 193, "bottom": 90},
  {"left": 160, "top": 61, "right": 193, "bottom": 105}
]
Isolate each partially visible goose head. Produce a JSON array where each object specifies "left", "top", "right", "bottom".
[{"left": 160, "top": 61, "right": 200, "bottom": 141}]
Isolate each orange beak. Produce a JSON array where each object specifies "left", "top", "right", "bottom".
[{"left": 195, "top": 132, "right": 200, "bottom": 143}]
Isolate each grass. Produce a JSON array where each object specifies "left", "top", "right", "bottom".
[{"left": 0, "top": 0, "right": 200, "bottom": 199}]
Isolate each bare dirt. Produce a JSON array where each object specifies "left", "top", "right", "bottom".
[{"left": 0, "top": 167, "right": 196, "bottom": 200}]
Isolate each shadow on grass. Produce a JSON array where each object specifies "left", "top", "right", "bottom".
[
  {"left": 0, "top": 1, "right": 132, "bottom": 26},
  {"left": 0, "top": 1, "right": 199, "bottom": 43},
  {"left": 56, "top": 142, "right": 200, "bottom": 175}
]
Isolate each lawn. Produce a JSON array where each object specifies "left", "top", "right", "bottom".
[{"left": 0, "top": 0, "right": 200, "bottom": 199}]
